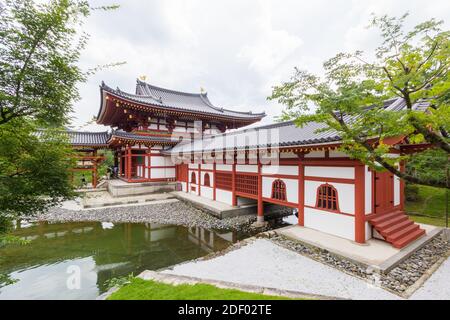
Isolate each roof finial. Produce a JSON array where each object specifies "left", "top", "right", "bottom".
[{"left": 139, "top": 75, "right": 147, "bottom": 82}]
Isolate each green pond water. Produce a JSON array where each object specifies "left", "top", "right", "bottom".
[{"left": 0, "top": 221, "right": 245, "bottom": 300}]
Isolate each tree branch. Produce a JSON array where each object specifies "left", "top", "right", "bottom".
[{"left": 330, "top": 112, "right": 448, "bottom": 188}]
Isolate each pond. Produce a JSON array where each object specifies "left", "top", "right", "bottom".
[{"left": 0, "top": 221, "right": 247, "bottom": 300}]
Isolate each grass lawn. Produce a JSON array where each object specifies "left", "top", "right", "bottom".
[
  {"left": 405, "top": 185, "right": 449, "bottom": 227},
  {"left": 107, "top": 278, "right": 295, "bottom": 300}
]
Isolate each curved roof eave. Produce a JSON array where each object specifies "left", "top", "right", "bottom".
[{"left": 99, "top": 81, "right": 266, "bottom": 121}]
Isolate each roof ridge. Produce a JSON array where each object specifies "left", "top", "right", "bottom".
[
  {"left": 136, "top": 79, "right": 202, "bottom": 98},
  {"left": 66, "top": 130, "right": 109, "bottom": 134},
  {"left": 202, "top": 120, "right": 295, "bottom": 141},
  {"left": 101, "top": 80, "right": 265, "bottom": 120},
  {"left": 136, "top": 80, "right": 264, "bottom": 116}
]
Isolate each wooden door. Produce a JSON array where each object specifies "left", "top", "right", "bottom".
[
  {"left": 176, "top": 164, "right": 188, "bottom": 182},
  {"left": 374, "top": 171, "right": 394, "bottom": 214}
]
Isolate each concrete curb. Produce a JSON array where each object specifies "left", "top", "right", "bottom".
[
  {"left": 138, "top": 270, "right": 343, "bottom": 300},
  {"left": 82, "top": 197, "right": 177, "bottom": 209}
]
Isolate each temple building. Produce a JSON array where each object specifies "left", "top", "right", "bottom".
[
  {"left": 97, "top": 80, "right": 265, "bottom": 183},
  {"left": 71, "top": 79, "right": 431, "bottom": 249}
]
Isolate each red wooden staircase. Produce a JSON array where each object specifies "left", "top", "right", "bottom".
[{"left": 369, "top": 211, "right": 426, "bottom": 249}]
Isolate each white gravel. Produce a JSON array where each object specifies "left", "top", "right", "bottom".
[
  {"left": 410, "top": 256, "right": 450, "bottom": 300},
  {"left": 162, "top": 239, "right": 399, "bottom": 300}
]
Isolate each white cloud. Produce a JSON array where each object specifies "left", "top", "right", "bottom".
[{"left": 70, "top": 0, "right": 450, "bottom": 131}]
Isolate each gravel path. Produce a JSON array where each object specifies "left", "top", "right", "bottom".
[
  {"left": 410, "top": 256, "right": 450, "bottom": 300},
  {"left": 162, "top": 239, "right": 399, "bottom": 300},
  {"left": 35, "top": 200, "right": 257, "bottom": 231}
]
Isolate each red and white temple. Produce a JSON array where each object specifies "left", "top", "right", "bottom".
[{"left": 70, "top": 80, "right": 429, "bottom": 249}]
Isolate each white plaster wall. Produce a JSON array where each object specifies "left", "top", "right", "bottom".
[
  {"left": 305, "top": 166, "right": 355, "bottom": 179},
  {"left": 164, "top": 157, "right": 174, "bottom": 166},
  {"left": 394, "top": 174, "right": 401, "bottom": 206},
  {"left": 216, "top": 189, "right": 232, "bottom": 205},
  {"left": 201, "top": 163, "right": 213, "bottom": 170},
  {"left": 262, "top": 177, "right": 298, "bottom": 203},
  {"left": 216, "top": 164, "right": 232, "bottom": 171},
  {"left": 304, "top": 180, "right": 355, "bottom": 214},
  {"left": 181, "top": 182, "right": 187, "bottom": 192},
  {"left": 151, "top": 157, "right": 166, "bottom": 167},
  {"left": 329, "top": 150, "right": 348, "bottom": 158},
  {"left": 262, "top": 165, "right": 298, "bottom": 176},
  {"left": 365, "top": 222, "right": 372, "bottom": 241},
  {"left": 189, "top": 183, "right": 197, "bottom": 194},
  {"left": 165, "top": 168, "right": 175, "bottom": 178},
  {"left": 365, "top": 166, "right": 372, "bottom": 214},
  {"left": 236, "top": 165, "right": 258, "bottom": 173},
  {"left": 189, "top": 163, "right": 199, "bottom": 169},
  {"left": 173, "top": 127, "right": 185, "bottom": 133},
  {"left": 200, "top": 186, "right": 213, "bottom": 200},
  {"left": 305, "top": 151, "right": 325, "bottom": 158},
  {"left": 280, "top": 152, "right": 297, "bottom": 158},
  {"left": 304, "top": 207, "right": 355, "bottom": 241},
  {"left": 151, "top": 168, "right": 165, "bottom": 179},
  {"left": 201, "top": 172, "right": 214, "bottom": 185}
]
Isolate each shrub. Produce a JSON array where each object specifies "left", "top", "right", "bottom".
[{"left": 405, "top": 184, "right": 420, "bottom": 202}]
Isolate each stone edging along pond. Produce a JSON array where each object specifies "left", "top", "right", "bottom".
[
  {"left": 265, "top": 231, "right": 449, "bottom": 298},
  {"left": 96, "top": 230, "right": 449, "bottom": 300}
]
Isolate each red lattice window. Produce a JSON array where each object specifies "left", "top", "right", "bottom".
[
  {"left": 204, "top": 173, "right": 211, "bottom": 187},
  {"left": 316, "top": 184, "right": 339, "bottom": 211},
  {"left": 271, "top": 179, "right": 287, "bottom": 201},
  {"left": 191, "top": 171, "right": 196, "bottom": 184},
  {"left": 236, "top": 174, "right": 258, "bottom": 195},
  {"left": 215, "top": 172, "right": 232, "bottom": 191}
]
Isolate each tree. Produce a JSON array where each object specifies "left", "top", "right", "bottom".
[
  {"left": 0, "top": 0, "right": 120, "bottom": 126},
  {"left": 0, "top": 120, "right": 76, "bottom": 217},
  {"left": 0, "top": 0, "right": 119, "bottom": 228},
  {"left": 269, "top": 13, "right": 449, "bottom": 189}
]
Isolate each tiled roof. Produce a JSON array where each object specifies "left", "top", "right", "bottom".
[
  {"left": 100, "top": 80, "right": 266, "bottom": 120},
  {"left": 66, "top": 131, "right": 109, "bottom": 146},
  {"left": 166, "top": 98, "right": 430, "bottom": 153},
  {"left": 109, "top": 130, "right": 177, "bottom": 144}
]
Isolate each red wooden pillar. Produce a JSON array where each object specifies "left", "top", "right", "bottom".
[
  {"left": 213, "top": 162, "right": 216, "bottom": 201},
  {"left": 127, "top": 146, "right": 132, "bottom": 181},
  {"left": 298, "top": 159, "right": 305, "bottom": 226},
  {"left": 185, "top": 163, "right": 189, "bottom": 193},
  {"left": 92, "top": 162, "right": 98, "bottom": 189},
  {"left": 232, "top": 155, "right": 237, "bottom": 206},
  {"left": 257, "top": 161, "right": 264, "bottom": 223},
  {"left": 92, "top": 150, "right": 98, "bottom": 189},
  {"left": 355, "top": 164, "right": 366, "bottom": 243}
]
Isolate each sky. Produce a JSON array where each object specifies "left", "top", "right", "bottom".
[{"left": 72, "top": 0, "right": 450, "bottom": 131}]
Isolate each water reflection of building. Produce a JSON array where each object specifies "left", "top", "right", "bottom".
[
  {"left": 187, "top": 226, "right": 237, "bottom": 253},
  {"left": 1, "top": 221, "right": 238, "bottom": 295}
]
